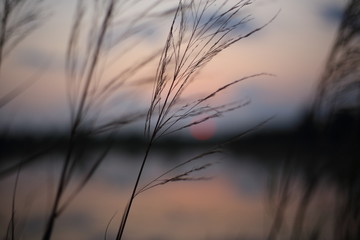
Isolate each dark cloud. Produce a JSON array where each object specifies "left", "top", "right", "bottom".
[
  {"left": 321, "top": 4, "right": 344, "bottom": 24},
  {"left": 15, "top": 48, "right": 61, "bottom": 71},
  {"left": 99, "top": 4, "right": 257, "bottom": 49}
]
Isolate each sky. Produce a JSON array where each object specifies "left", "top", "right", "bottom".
[{"left": 0, "top": 0, "right": 346, "bottom": 136}]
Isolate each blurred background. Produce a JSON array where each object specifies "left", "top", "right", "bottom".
[
  {"left": 1, "top": 0, "right": 359, "bottom": 239},
  {"left": 0, "top": 0, "right": 346, "bottom": 133}
]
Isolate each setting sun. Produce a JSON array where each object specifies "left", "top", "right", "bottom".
[{"left": 190, "top": 116, "right": 216, "bottom": 141}]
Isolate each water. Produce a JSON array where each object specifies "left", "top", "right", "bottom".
[{"left": 0, "top": 143, "right": 350, "bottom": 240}]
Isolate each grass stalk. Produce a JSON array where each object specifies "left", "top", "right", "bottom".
[
  {"left": 115, "top": 1, "right": 276, "bottom": 238},
  {"left": 115, "top": 137, "right": 154, "bottom": 240},
  {"left": 41, "top": 1, "right": 116, "bottom": 239}
]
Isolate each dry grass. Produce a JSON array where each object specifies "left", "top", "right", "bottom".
[{"left": 0, "top": 1, "right": 277, "bottom": 239}]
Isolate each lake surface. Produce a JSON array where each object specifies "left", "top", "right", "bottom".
[{"left": 0, "top": 139, "right": 348, "bottom": 240}]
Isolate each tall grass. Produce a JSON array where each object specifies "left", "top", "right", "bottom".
[
  {"left": 42, "top": 0, "right": 156, "bottom": 238},
  {"left": 115, "top": 0, "right": 276, "bottom": 238},
  {"left": 1, "top": 0, "right": 276, "bottom": 239},
  {"left": 266, "top": 1, "right": 360, "bottom": 238},
  {"left": 0, "top": 0, "right": 44, "bottom": 107},
  {"left": 0, "top": 2, "right": 44, "bottom": 239}
]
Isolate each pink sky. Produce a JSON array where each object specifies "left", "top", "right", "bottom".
[{"left": 0, "top": 0, "right": 345, "bottom": 134}]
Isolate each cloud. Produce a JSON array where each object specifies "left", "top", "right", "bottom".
[
  {"left": 15, "top": 48, "right": 61, "bottom": 71},
  {"left": 196, "top": 10, "right": 256, "bottom": 35},
  {"left": 320, "top": 3, "right": 344, "bottom": 24}
]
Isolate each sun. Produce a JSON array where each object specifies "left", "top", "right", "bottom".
[{"left": 189, "top": 116, "right": 216, "bottom": 141}]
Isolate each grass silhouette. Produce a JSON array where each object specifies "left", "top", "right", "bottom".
[{"left": 0, "top": 1, "right": 277, "bottom": 239}]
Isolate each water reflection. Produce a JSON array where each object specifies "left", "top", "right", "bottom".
[
  {"left": 3, "top": 126, "right": 357, "bottom": 240},
  {"left": 0, "top": 149, "right": 270, "bottom": 240}
]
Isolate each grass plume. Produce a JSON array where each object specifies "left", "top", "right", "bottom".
[{"left": 115, "top": 1, "right": 276, "bottom": 239}]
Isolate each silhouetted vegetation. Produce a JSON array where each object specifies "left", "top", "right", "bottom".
[
  {"left": 1, "top": 0, "right": 277, "bottom": 239},
  {"left": 267, "top": 0, "right": 360, "bottom": 239},
  {"left": 1, "top": 0, "right": 358, "bottom": 239}
]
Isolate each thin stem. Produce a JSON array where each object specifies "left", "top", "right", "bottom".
[
  {"left": 41, "top": 131, "right": 77, "bottom": 240},
  {"left": 6, "top": 168, "right": 20, "bottom": 240},
  {"left": 72, "top": 0, "right": 115, "bottom": 130},
  {"left": 115, "top": 136, "right": 154, "bottom": 240},
  {"left": 0, "top": 0, "right": 10, "bottom": 71},
  {"left": 42, "top": 2, "right": 116, "bottom": 239}
]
